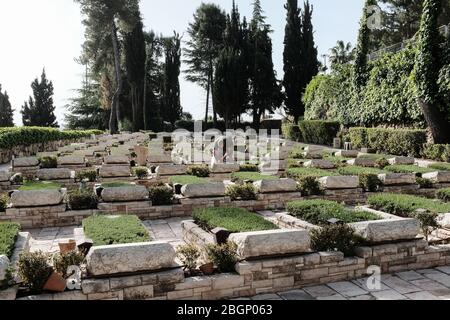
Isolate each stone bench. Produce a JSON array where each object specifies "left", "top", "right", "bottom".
[
  {"left": 99, "top": 165, "right": 131, "bottom": 178},
  {"left": 156, "top": 165, "right": 187, "bottom": 176},
  {"left": 304, "top": 160, "right": 335, "bottom": 169},
  {"left": 10, "top": 189, "right": 63, "bottom": 208},
  {"left": 318, "top": 176, "right": 359, "bottom": 189},
  {"left": 422, "top": 171, "right": 450, "bottom": 183},
  {"left": 388, "top": 157, "right": 415, "bottom": 165},
  {"left": 36, "top": 168, "right": 72, "bottom": 181},
  {"left": 229, "top": 229, "right": 311, "bottom": 260},
  {"left": 254, "top": 179, "right": 298, "bottom": 194},
  {"left": 378, "top": 173, "right": 416, "bottom": 186},
  {"left": 86, "top": 241, "right": 177, "bottom": 276},
  {"left": 181, "top": 182, "right": 225, "bottom": 198},
  {"left": 101, "top": 186, "right": 149, "bottom": 202},
  {"left": 12, "top": 157, "right": 39, "bottom": 168}
]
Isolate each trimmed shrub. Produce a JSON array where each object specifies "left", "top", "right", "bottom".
[
  {"left": 205, "top": 242, "right": 238, "bottom": 273},
  {"left": 349, "top": 127, "right": 427, "bottom": 157},
  {"left": 133, "top": 167, "right": 149, "bottom": 179},
  {"left": 76, "top": 169, "right": 98, "bottom": 182},
  {"left": 416, "top": 177, "right": 434, "bottom": 189},
  {"left": 286, "top": 200, "right": 380, "bottom": 225},
  {"left": 239, "top": 164, "right": 259, "bottom": 172},
  {"left": 436, "top": 188, "right": 450, "bottom": 202},
  {"left": 83, "top": 215, "right": 151, "bottom": 246},
  {"left": 297, "top": 176, "right": 323, "bottom": 196},
  {"left": 0, "top": 193, "right": 8, "bottom": 212},
  {"left": 39, "top": 156, "right": 57, "bottom": 169},
  {"left": 0, "top": 222, "right": 20, "bottom": 258},
  {"left": 298, "top": 120, "right": 340, "bottom": 146},
  {"left": 412, "top": 210, "right": 439, "bottom": 241},
  {"left": 422, "top": 144, "right": 450, "bottom": 162},
  {"left": 53, "top": 250, "right": 85, "bottom": 277},
  {"left": 187, "top": 165, "right": 210, "bottom": 178},
  {"left": 193, "top": 207, "right": 277, "bottom": 233},
  {"left": 18, "top": 251, "right": 53, "bottom": 292},
  {"left": 176, "top": 244, "right": 200, "bottom": 273},
  {"left": 148, "top": 184, "right": 174, "bottom": 206},
  {"left": 359, "top": 173, "right": 383, "bottom": 192},
  {"left": 310, "top": 224, "right": 360, "bottom": 257},
  {"left": 67, "top": 190, "right": 98, "bottom": 210},
  {"left": 282, "top": 122, "right": 301, "bottom": 141},
  {"left": 226, "top": 184, "right": 258, "bottom": 201}
]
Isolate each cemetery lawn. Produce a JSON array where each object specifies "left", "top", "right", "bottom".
[
  {"left": 193, "top": 207, "right": 277, "bottom": 233},
  {"left": 231, "top": 172, "right": 279, "bottom": 183},
  {"left": 0, "top": 222, "right": 20, "bottom": 258},
  {"left": 83, "top": 215, "right": 151, "bottom": 246},
  {"left": 102, "top": 182, "right": 134, "bottom": 188},
  {"left": 429, "top": 163, "right": 450, "bottom": 171},
  {"left": 19, "top": 181, "right": 61, "bottom": 191},
  {"left": 169, "top": 175, "right": 208, "bottom": 185}
]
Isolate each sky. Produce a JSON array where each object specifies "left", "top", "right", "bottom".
[{"left": 0, "top": 0, "right": 365, "bottom": 127}]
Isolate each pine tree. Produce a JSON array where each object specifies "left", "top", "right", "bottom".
[
  {"left": 249, "top": 0, "right": 283, "bottom": 130},
  {"left": 300, "top": 1, "right": 319, "bottom": 96},
  {"left": 283, "top": 0, "right": 303, "bottom": 123},
  {"left": 162, "top": 33, "right": 183, "bottom": 125},
  {"left": 414, "top": 0, "right": 450, "bottom": 143},
  {"left": 0, "top": 85, "right": 15, "bottom": 127},
  {"left": 353, "top": 0, "right": 377, "bottom": 89},
  {"left": 21, "top": 69, "right": 58, "bottom": 127}
]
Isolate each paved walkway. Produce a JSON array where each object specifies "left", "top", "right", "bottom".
[{"left": 241, "top": 268, "right": 450, "bottom": 300}]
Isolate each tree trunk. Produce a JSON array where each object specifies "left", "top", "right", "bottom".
[
  {"left": 253, "top": 107, "right": 261, "bottom": 131},
  {"left": 205, "top": 72, "right": 211, "bottom": 123},
  {"left": 143, "top": 44, "right": 149, "bottom": 130},
  {"left": 418, "top": 98, "right": 450, "bottom": 144},
  {"left": 110, "top": 21, "right": 122, "bottom": 134}
]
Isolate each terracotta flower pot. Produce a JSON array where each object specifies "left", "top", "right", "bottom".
[
  {"left": 43, "top": 272, "right": 67, "bottom": 293},
  {"left": 200, "top": 263, "right": 214, "bottom": 276},
  {"left": 58, "top": 240, "right": 76, "bottom": 254}
]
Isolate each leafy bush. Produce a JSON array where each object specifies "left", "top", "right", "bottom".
[
  {"left": 39, "top": 156, "right": 57, "bottom": 169},
  {"left": 310, "top": 224, "right": 360, "bottom": 257},
  {"left": 187, "top": 165, "right": 210, "bottom": 178},
  {"left": 282, "top": 123, "right": 301, "bottom": 141},
  {"left": 148, "top": 184, "right": 174, "bottom": 206},
  {"left": 0, "top": 222, "right": 20, "bottom": 258},
  {"left": 169, "top": 175, "right": 207, "bottom": 185},
  {"left": 18, "top": 251, "right": 53, "bottom": 291},
  {"left": 412, "top": 210, "right": 439, "bottom": 241},
  {"left": 133, "top": 167, "right": 149, "bottom": 179},
  {"left": 76, "top": 169, "right": 98, "bottom": 182},
  {"left": 205, "top": 242, "right": 238, "bottom": 273},
  {"left": 193, "top": 207, "right": 277, "bottom": 233},
  {"left": 10, "top": 173, "right": 23, "bottom": 185},
  {"left": 53, "top": 250, "right": 85, "bottom": 277},
  {"left": 416, "top": 177, "right": 434, "bottom": 189},
  {"left": 384, "top": 165, "right": 435, "bottom": 177},
  {"left": 226, "top": 184, "right": 258, "bottom": 201},
  {"left": 429, "top": 162, "right": 450, "bottom": 171},
  {"left": 375, "top": 158, "right": 390, "bottom": 169},
  {"left": 239, "top": 164, "right": 259, "bottom": 172},
  {"left": 0, "top": 127, "right": 102, "bottom": 150},
  {"left": 297, "top": 176, "right": 323, "bottom": 196},
  {"left": 83, "top": 215, "right": 151, "bottom": 246},
  {"left": 0, "top": 193, "right": 8, "bottom": 212},
  {"left": 176, "top": 244, "right": 200, "bottom": 273},
  {"left": 422, "top": 144, "right": 450, "bottom": 162},
  {"left": 436, "top": 188, "right": 450, "bottom": 202},
  {"left": 231, "top": 172, "right": 279, "bottom": 184},
  {"left": 298, "top": 120, "right": 340, "bottom": 146},
  {"left": 286, "top": 200, "right": 380, "bottom": 225},
  {"left": 359, "top": 173, "right": 383, "bottom": 192},
  {"left": 349, "top": 127, "right": 427, "bottom": 157},
  {"left": 368, "top": 193, "right": 450, "bottom": 217},
  {"left": 67, "top": 190, "right": 98, "bottom": 210}
]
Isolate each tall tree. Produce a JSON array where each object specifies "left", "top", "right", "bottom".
[
  {"left": 75, "top": 0, "right": 140, "bottom": 134},
  {"left": 414, "top": 0, "right": 450, "bottom": 143},
  {"left": 0, "top": 85, "right": 14, "bottom": 127},
  {"left": 162, "top": 33, "right": 183, "bottom": 125},
  {"left": 353, "top": 0, "right": 377, "bottom": 90},
  {"left": 124, "top": 15, "right": 146, "bottom": 132},
  {"left": 249, "top": 0, "right": 282, "bottom": 130},
  {"left": 21, "top": 69, "right": 58, "bottom": 127},
  {"left": 184, "top": 3, "right": 227, "bottom": 125},
  {"left": 283, "top": 0, "right": 303, "bottom": 123},
  {"left": 329, "top": 41, "right": 355, "bottom": 68}
]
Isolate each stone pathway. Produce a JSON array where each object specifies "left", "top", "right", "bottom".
[
  {"left": 243, "top": 268, "right": 450, "bottom": 301},
  {"left": 26, "top": 217, "right": 188, "bottom": 254}
]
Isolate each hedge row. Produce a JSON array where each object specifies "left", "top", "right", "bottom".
[
  {"left": 348, "top": 127, "right": 427, "bottom": 157},
  {"left": 298, "top": 120, "right": 340, "bottom": 146},
  {"left": 0, "top": 127, "right": 103, "bottom": 150},
  {"left": 422, "top": 144, "right": 450, "bottom": 162}
]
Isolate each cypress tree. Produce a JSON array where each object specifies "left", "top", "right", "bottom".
[
  {"left": 283, "top": 0, "right": 303, "bottom": 123},
  {"left": 0, "top": 85, "right": 15, "bottom": 127},
  {"left": 21, "top": 69, "right": 58, "bottom": 127}
]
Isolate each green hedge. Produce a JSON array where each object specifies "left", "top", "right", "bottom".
[
  {"left": 298, "top": 120, "right": 340, "bottom": 146},
  {"left": 0, "top": 127, "right": 103, "bottom": 150},
  {"left": 349, "top": 127, "right": 427, "bottom": 157},
  {"left": 282, "top": 123, "right": 301, "bottom": 141},
  {"left": 422, "top": 144, "right": 450, "bottom": 162},
  {"left": 0, "top": 222, "right": 20, "bottom": 258}
]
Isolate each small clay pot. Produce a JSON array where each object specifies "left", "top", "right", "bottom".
[
  {"left": 43, "top": 272, "right": 67, "bottom": 293},
  {"left": 200, "top": 263, "right": 215, "bottom": 276},
  {"left": 58, "top": 240, "right": 76, "bottom": 254}
]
